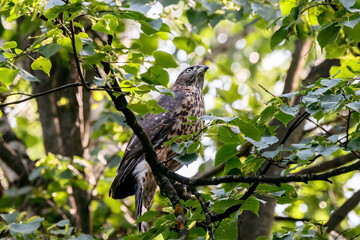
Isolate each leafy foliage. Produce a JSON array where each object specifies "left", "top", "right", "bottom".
[{"left": 0, "top": 0, "right": 360, "bottom": 239}]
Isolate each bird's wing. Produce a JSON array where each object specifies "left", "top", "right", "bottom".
[{"left": 114, "top": 92, "right": 186, "bottom": 183}]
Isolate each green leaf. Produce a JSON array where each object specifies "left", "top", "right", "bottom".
[
  {"left": 128, "top": 100, "right": 166, "bottom": 117},
  {"left": 159, "top": 0, "right": 179, "bottom": 7},
  {"left": 135, "top": 211, "right": 159, "bottom": 223},
  {"left": 31, "top": 56, "right": 52, "bottom": 76},
  {"left": 236, "top": 119, "right": 261, "bottom": 141},
  {"left": 251, "top": 2, "right": 279, "bottom": 21},
  {"left": 218, "top": 126, "right": 242, "bottom": 144},
  {"left": 279, "top": 105, "right": 299, "bottom": 116},
  {"left": 84, "top": 53, "right": 106, "bottom": 65},
  {"left": 9, "top": 217, "right": 44, "bottom": 234},
  {"left": 346, "top": 101, "right": 360, "bottom": 112},
  {"left": 320, "top": 94, "right": 344, "bottom": 112},
  {"left": 279, "top": 0, "right": 297, "bottom": 15},
  {"left": 317, "top": 23, "right": 341, "bottom": 49},
  {"left": 242, "top": 156, "right": 265, "bottom": 174},
  {"left": 174, "top": 152, "right": 198, "bottom": 165},
  {"left": 343, "top": 16, "right": 360, "bottom": 29},
  {"left": 340, "top": 0, "right": 358, "bottom": 12},
  {"left": 0, "top": 68, "right": 20, "bottom": 86},
  {"left": 173, "top": 37, "right": 196, "bottom": 53},
  {"left": 1, "top": 211, "right": 19, "bottom": 223},
  {"left": 275, "top": 111, "right": 293, "bottom": 127},
  {"left": 315, "top": 144, "right": 340, "bottom": 158},
  {"left": 141, "top": 65, "right": 169, "bottom": 87},
  {"left": 29, "top": 167, "right": 43, "bottom": 181},
  {"left": 147, "top": 100, "right": 167, "bottom": 114},
  {"left": 270, "top": 26, "right": 288, "bottom": 49},
  {"left": 258, "top": 184, "right": 297, "bottom": 204},
  {"left": 2, "top": 41, "right": 17, "bottom": 50},
  {"left": 128, "top": 101, "right": 149, "bottom": 116},
  {"left": 212, "top": 199, "right": 243, "bottom": 213},
  {"left": 186, "top": 9, "right": 208, "bottom": 31},
  {"left": 153, "top": 51, "right": 178, "bottom": 68},
  {"left": 69, "top": 234, "right": 93, "bottom": 240},
  {"left": 17, "top": 69, "right": 38, "bottom": 83},
  {"left": 57, "top": 36, "right": 83, "bottom": 54},
  {"left": 38, "top": 43, "right": 62, "bottom": 58},
  {"left": 213, "top": 219, "right": 237, "bottom": 240},
  {"left": 240, "top": 196, "right": 260, "bottom": 216},
  {"left": 259, "top": 106, "right": 277, "bottom": 124},
  {"left": 135, "top": 34, "right": 158, "bottom": 55},
  {"left": 92, "top": 14, "right": 119, "bottom": 36},
  {"left": 224, "top": 156, "right": 241, "bottom": 174},
  {"left": 187, "top": 140, "right": 200, "bottom": 153},
  {"left": 140, "top": 19, "right": 162, "bottom": 35},
  {"left": 215, "top": 144, "right": 238, "bottom": 166},
  {"left": 200, "top": 115, "right": 236, "bottom": 122},
  {"left": 320, "top": 78, "right": 341, "bottom": 88},
  {"left": 296, "top": 149, "right": 315, "bottom": 161},
  {"left": 45, "top": 0, "right": 65, "bottom": 10}
]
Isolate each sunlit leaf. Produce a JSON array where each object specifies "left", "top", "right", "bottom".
[
  {"left": 0, "top": 68, "right": 20, "bottom": 86},
  {"left": 153, "top": 51, "right": 178, "bottom": 68},
  {"left": 31, "top": 56, "right": 52, "bottom": 76}
]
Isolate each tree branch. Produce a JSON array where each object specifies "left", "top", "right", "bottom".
[
  {"left": 0, "top": 82, "right": 124, "bottom": 107},
  {"left": 191, "top": 188, "right": 214, "bottom": 239},
  {"left": 296, "top": 153, "right": 357, "bottom": 175},
  {"left": 158, "top": 156, "right": 360, "bottom": 187},
  {"left": 105, "top": 82, "right": 188, "bottom": 238},
  {"left": 325, "top": 189, "right": 360, "bottom": 232}
]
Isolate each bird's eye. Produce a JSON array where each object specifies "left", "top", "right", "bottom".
[{"left": 186, "top": 68, "right": 192, "bottom": 73}]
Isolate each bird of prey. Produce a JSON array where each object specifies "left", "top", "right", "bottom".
[{"left": 109, "top": 65, "right": 208, "bottom": 230}]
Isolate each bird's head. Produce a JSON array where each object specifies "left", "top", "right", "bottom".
[{"left": 173, "top": 65, "right": 209, "bottom": 90}]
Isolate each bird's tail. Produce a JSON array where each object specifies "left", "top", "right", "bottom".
[
  {"left": 133, "top": 161, "right": 157, "bottom": 232},
  {"left": 135, "top": 183, "right": 149, "bottom": 232}
]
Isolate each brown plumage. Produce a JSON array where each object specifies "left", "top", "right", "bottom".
[{"left": 109, "top": 65, "right": 208, "bottom": 231}]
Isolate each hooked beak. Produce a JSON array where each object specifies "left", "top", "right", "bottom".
[{"left": 197, "top": 65, "right": 209, "bottom": 73}]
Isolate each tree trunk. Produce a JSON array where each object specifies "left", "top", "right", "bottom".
[
  {"left": 28, "top": 55, "right": 93, "bottom": 232},
  {"left": 237, "top": 39, "right": 339, "bottom": 239}
]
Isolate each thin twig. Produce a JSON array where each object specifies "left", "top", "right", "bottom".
[
  {"left": 259, "top": 84, "right": 276, "bottom": 98},
  {"left": 305, "top": 117, "right": 332, "bottom": 136},
  {"left": 0, "top": 82, "right": 83, "bottom": 107},
  {"left": 345, "top": 110, "right": 352, "bottom": 145},
  {"left": 192, "top": 188, "right": 214, "bottom": 239},
  {"left": 0, "top": 82, "right": 126, "bottom": 107},
  {"left": 69, "top": 20, "right": 90, "bottom": 91},
  {"left": 300, "top": 2, "right": 337, "bottom": 15}
]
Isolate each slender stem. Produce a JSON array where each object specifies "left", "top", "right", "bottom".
[
  {"left": 69, "top": 20, "right": 90, "bottom": 91},
  {"left": 192, "top": 188, "right": 214, "bottom": 239},
  {"left": 0, "top": 83, "right": 124, "bottom": 108},
  {"left": 300, "top": 2, "right": 336, "bottom": 15},
  {"left": 0, "top": 82, "right": 83, "bottom": 107}
]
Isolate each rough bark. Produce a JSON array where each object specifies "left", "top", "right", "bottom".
[
  {"left": 28, "top": 55, "right": 92, "bottom": 232},
  {"left": 282, "top": 38, "right": 312, "bottom": 96}
]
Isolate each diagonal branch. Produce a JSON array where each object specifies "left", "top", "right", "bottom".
[
  {"left": 296, "top": 153, "right": 357, "bottom": 175},
  {"left": 325, "top": 189, "right": 360, "bottom": 232},
  {"left": 191, "top": 187, "right": 214, "bottom": 239},
  {"left": 105, "top": 82, "right": 188, "bottom": 238},
  {"left": 155, "top": 155, "right": 360, "bottom": 187},
  {"left": 69, "top": 20, "right": 90, "bottom": 91}
]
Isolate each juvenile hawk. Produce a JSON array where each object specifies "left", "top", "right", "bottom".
[{"left": 109, "top": 65, "right": 208, "bottom": 230}]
